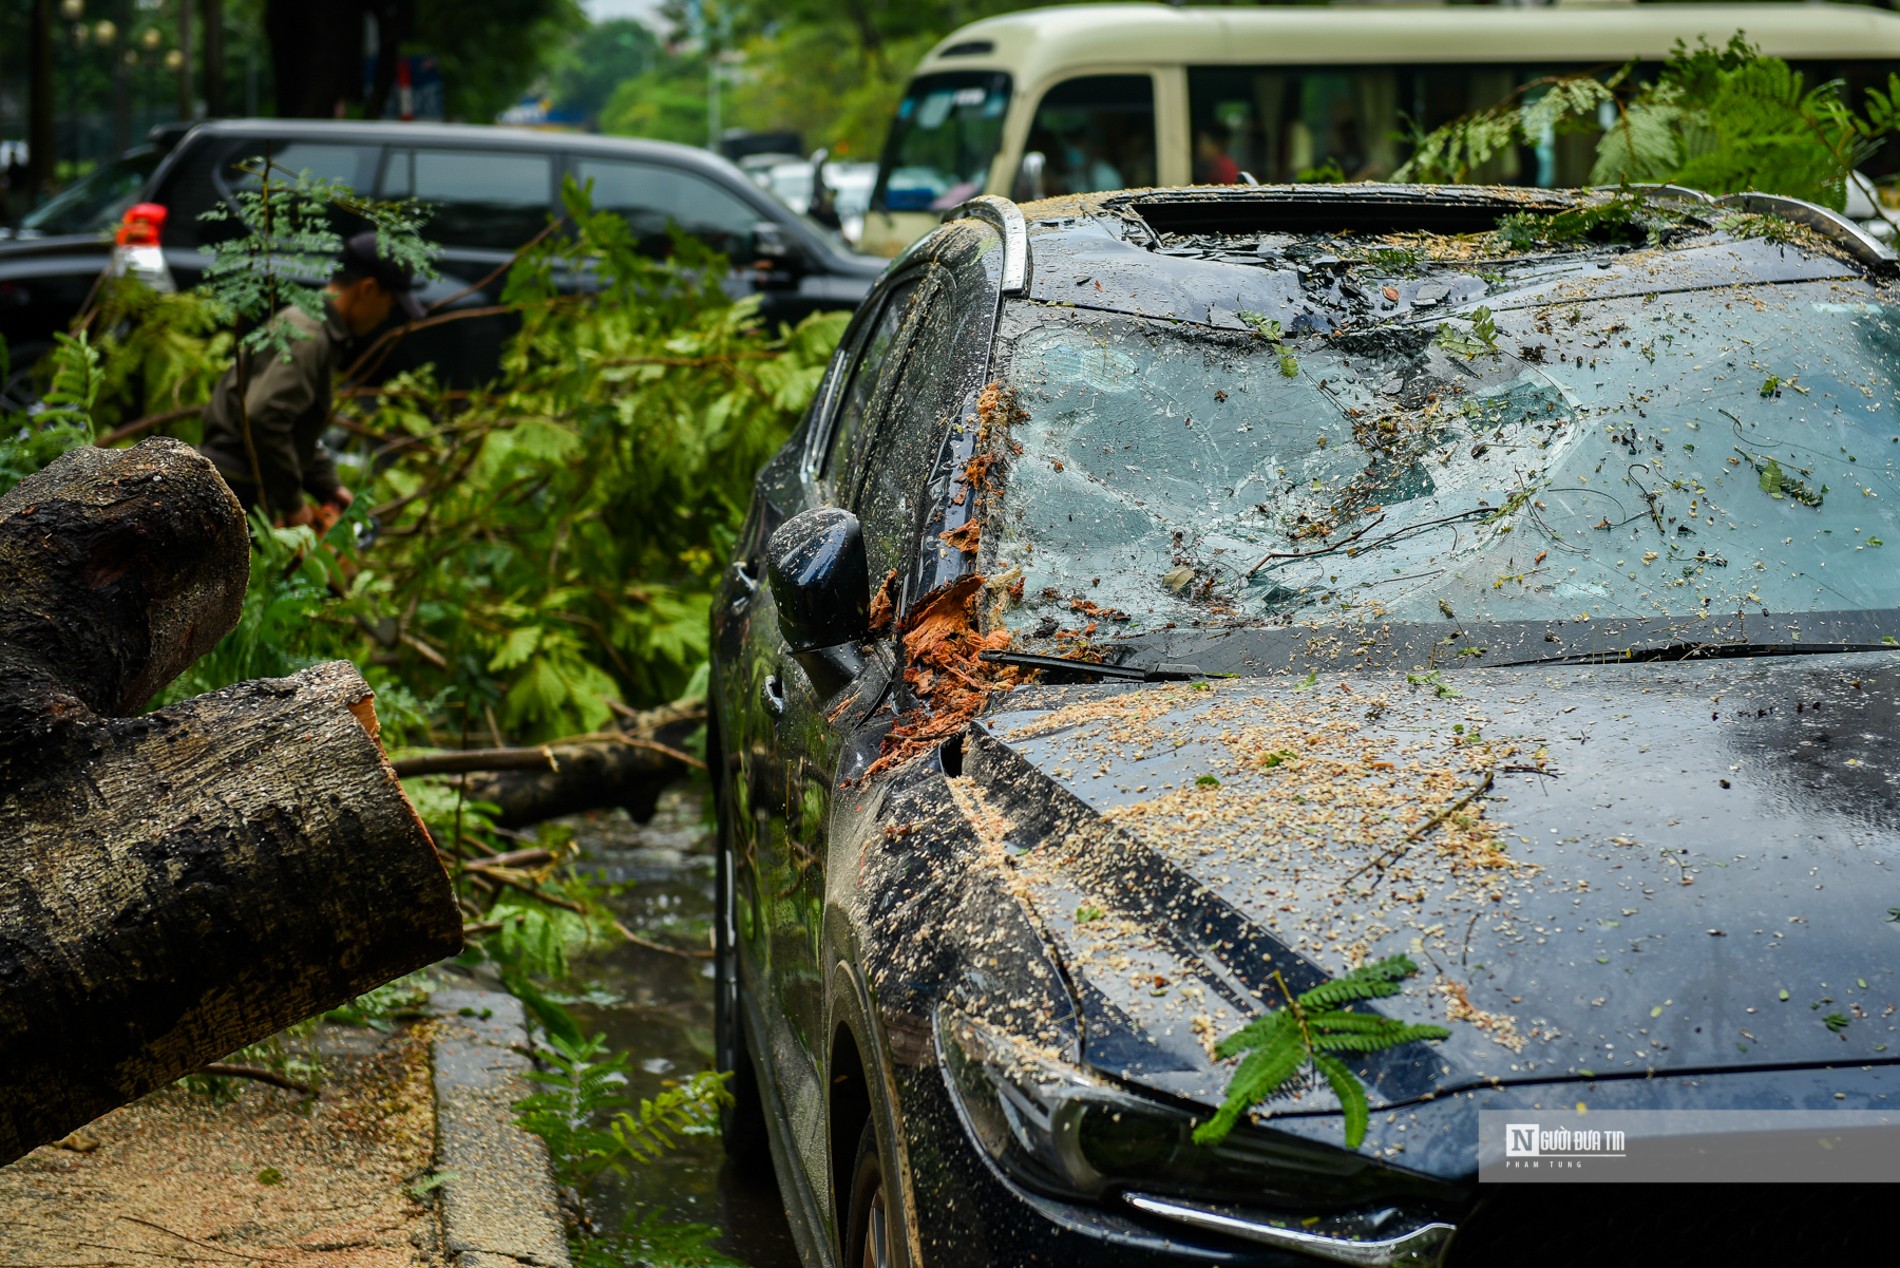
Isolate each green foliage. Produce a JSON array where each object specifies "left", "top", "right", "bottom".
[
  {"left": 1237, "top": 311, "right": 1299, "bottom": 377},
  {"left": 197, "top": 156, "right": 438, "bottom": 361},
  {"left": 1496, "top": 197, "right": 1644, "bottom": 250},
  {"left": 514, "top": 1032, "right": 732, "bottom": 1195},
  {"left": 571, "top": 1211, "right": 742, "bottom": 1268},
  {"left": 546, "top": 20, "right": 661, "bottom": 124},
  {"left": 353, "top": 183, "right": 846, "bottom": 735},
  {"left": 417, "top": 0, "right": 588, "bottom": 122},
  {"left": 1397, "top": 35, "right": 1900, "bottom": 211},
  {"left": 1196, "top": 957, "right": 1449, "bottom": 1150},
  {"left": 80, "top": 282, "right": 232, "bottom": 439},
  {"left": 0, "top": 333, "right": 103, "bottom": 497},
  {"left": 325, "top": 970, "right": 439, "bottom": 1033},
  {"left": 1432, "top": 305, "right": 1501, "bottom": 360}
]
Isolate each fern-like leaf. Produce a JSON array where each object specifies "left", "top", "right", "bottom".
[
  {"left": 1194, "top": 1019, "right": 1305, "bottom": 1146},
  {"left": 1312, "top": 1052, "right": 1372, "bottom": 1149},
  {"left": 1211, "top": 1010, "right": 1293, "bottom": 1062},
  {"left": 1295, "top": 955, "right": 1418, "bottom": 1009}
]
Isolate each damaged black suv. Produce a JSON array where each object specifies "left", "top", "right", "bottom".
[{"left": 709, "top": 185, "right": 1900, "bottom": 1268}]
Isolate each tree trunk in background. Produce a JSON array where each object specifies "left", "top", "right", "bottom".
[
  {"left": 265, "top": 0, "right": 367, "bottom": 118},
  {"left": 26, "top": 0, "right": 53, "bottom": 197},
  {"left": 201, "top": 0, "right": 224, "bottom": 117},
  {"left": 405, "top": 699, "right": 706, "bottom": 828},
  {"left": 0, "top": 440, "right": 462, "bottom": 1165},
  {"left": 176, "top": 0, "right": 194, "bottom": 118}
]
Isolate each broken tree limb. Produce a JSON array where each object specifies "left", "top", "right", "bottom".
[
  {"left": 0, "top": 439, "right": 461, "bottom": 1165},
  {"left": 402, "top": 698, "right": 706, "bottom": 827}
]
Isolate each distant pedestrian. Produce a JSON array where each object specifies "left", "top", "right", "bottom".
[
  {"left": 1196, "top": 124, "right": 1240, "bottom": 185},
  {"left": 199, "top": 231, "right": 422, "bottom": 527}
]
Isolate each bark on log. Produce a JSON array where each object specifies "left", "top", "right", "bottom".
[
  {"left": 408, "top": 699, "right": 706, "bottom": 828},
  {"left": 0, "top": 439, "right": 462, "bottom": 1164}
]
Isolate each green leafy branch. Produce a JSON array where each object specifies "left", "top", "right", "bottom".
[
  {"left": 1397, "top": 35, "right": 1900, "bottom": 212},
  {"left": 197, "top": 156, "right": 439, "bottom": 361},
  {"left": 1196, "top": 956, "right": 1448, "bottom": 1150},
  {"left": 1432, "top": 305, "right": 1501, "bottom": 360},
  {"left": 515, "top": 1032, "right": 731, "bottom": 1195},
  {"left": 1238, "top": 310, "right": 1300, "bottom": 377}
]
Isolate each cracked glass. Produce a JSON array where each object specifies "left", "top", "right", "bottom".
[{"left": 984, "top": 281, "right": 1900, "bottom": 639}]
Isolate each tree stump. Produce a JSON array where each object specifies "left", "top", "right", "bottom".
[{"left": 0, "top": 439, "right": 462, "bottom": 1165}]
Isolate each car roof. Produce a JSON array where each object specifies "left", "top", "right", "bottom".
[
  {"left": 173, "top": 118, "right": 749, "bottom": 179},
  {"left": 929, "top": 184, "right": 1896, "bottom": 326}
]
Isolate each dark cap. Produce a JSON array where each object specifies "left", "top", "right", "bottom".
[{"left": 338, "top": 230, "right": 425, "bottom": 321}]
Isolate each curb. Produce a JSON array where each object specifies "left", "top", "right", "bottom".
[{"left": 429, "top": 988, "right": 572, "bottom": 1268}]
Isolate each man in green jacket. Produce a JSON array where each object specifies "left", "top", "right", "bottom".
[{"left": 200, "top": 232, "right": 423, "bottom": 527}]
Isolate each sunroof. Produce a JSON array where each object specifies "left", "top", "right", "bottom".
[{"left": 1129, "top": 190, "right": 1564, "bottom": 237}]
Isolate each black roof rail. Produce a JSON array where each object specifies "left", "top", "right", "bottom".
[{"left": 949, "top": 194, "right": 1030, "bottom": 297}]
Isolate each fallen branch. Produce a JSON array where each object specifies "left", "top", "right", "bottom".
[{"left": 196, "top": 1063, "right": 317, "bottom": 1096}]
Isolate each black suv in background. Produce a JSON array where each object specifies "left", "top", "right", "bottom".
[{"left": 0, "top": 120, "right": 886, "bottom": 391}]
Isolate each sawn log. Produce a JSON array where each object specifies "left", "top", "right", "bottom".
[{"left": 0, "top": 439, "right": 462, "bottom": 1165}]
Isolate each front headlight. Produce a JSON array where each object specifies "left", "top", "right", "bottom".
[{"left": 937, "top": 1008, "right": 1449, "bottom": 1213}]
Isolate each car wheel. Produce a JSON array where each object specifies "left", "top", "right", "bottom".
[
  {"left": 844, "top": 1119, "right": 898, "bottom": 1268},
  {"left": 712, "top": 732, "right": 771, "bottom": 1174}
]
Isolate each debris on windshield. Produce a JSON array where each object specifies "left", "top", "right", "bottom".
[
  {"left": 1432, "top": 305, "right": 1500, "bottom": 359},
  {"left": 1737, "top": 448, "right": 1827, "bottom": 507}
]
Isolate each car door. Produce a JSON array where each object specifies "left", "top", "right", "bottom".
[
  {"left": 725, "top": 265, "right": 938, "bottom": 1214},
  {"left": 377, "top": 145, "right": 559, "bottom": 386}
]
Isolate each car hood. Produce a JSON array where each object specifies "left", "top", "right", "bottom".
[{"left": 963, "top": 652, "right": 1900, "bottom": 1117}]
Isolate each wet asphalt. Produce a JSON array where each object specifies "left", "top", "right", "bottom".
[{"left": 565, "top": 787, "right": 802, "bottom": 1268}]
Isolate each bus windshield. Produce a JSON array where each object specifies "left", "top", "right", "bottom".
[{"left": 875, "top": 71, "right": 1011, "bottom": 214}]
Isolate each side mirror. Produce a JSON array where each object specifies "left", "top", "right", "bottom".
[
  {"left": 752, "top": 220, "right": 806, "bottom": 285},
  {"left": 767, "top": 507, "right": 871, "bottom": 655},
  {"left": 1012, "top": 151, "right": 1047, "bottom": 202}
]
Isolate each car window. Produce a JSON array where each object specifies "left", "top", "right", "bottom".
[
  {"left": 20, "top": 148, "right": 162, "bottom": 236},
  {"left": 227, "top": 141, "right": 379, "bottom": 193},
  {"left": 1025, "top": 75, "right": 1156, "bottom": 197},
  {"left": 571, "top": 159, "right": 761, "bottom": 260},
  {"left": 384, "top": 148, "right": 554, "bottom": 251},
  {"left": 164, "top": 137, "right": 378, "bottom": 248},
  {"left": 851, "top": 273, "right": 971, "bottom": 582},
  {"left": 820, "top": 274, "right": 930, "bottom": 504}
]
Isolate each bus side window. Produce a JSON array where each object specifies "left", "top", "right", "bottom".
[
  {"left": 1025, "top": 75, "right": 1156, "bottom": 196},
  {"left": 1189, "top": 66, "right": 1404, "bottom": 184}
]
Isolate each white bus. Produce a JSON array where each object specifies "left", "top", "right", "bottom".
[{"left": 861, "top": 2, "right": 1900, "bottom": 255}]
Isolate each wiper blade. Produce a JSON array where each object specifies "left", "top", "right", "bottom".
[
  {"left": 1493, "top": 640, "right": 1898, "bottom": 668},
  {"left": 978, "top": 650, "right": 1205, "bottom": 681}
]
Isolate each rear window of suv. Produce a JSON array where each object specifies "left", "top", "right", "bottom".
[{"left": 383, "top": 148, "right": 555, "bottom": 251}]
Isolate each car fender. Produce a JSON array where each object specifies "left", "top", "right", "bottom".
[{"left": 826, "top": 953, "right": 921, "bottom": 1268}]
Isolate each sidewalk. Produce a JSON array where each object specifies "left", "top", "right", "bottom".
[{"left": 0, "top": 990, "right": 566, "bottom": 1268}]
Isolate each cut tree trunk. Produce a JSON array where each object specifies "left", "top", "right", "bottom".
[{"left": 0, "top": 439, "right": 461, "bottom": 1165}]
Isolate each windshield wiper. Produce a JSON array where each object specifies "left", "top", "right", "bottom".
[
  {"left": 1493, "top": 639, "right": 1899, "bottom": 668},
  {"left": 978, "top": 650, "right": 1206, "bottom": 681}
]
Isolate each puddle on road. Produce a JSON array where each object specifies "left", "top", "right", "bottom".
[{"left": 563, "top": 787, "right": 802, "bottom": 1267}]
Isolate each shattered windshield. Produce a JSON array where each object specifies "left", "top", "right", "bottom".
[{"left": 983, "top": 278, "right": 1900, "bottom": 641}]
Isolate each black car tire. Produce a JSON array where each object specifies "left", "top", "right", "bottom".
[
  {"left": 843, "top": 1119, "right": 898, "bottom": 1268},
  {"left": 711, "top": 723, "right": 771, "bottom": 1175}
]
